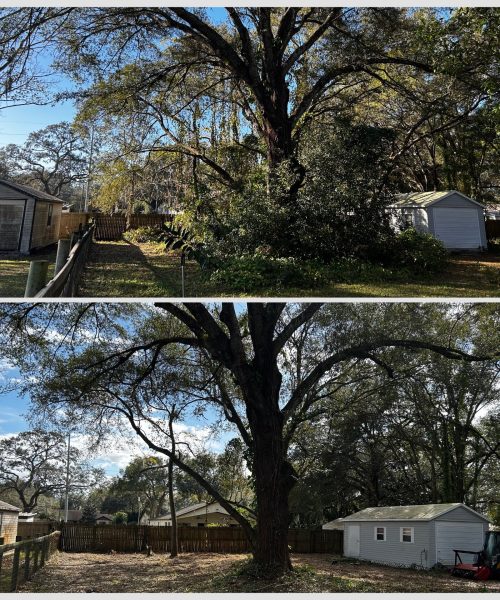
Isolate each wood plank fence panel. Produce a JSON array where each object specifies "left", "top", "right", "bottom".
[
  {"left": 486, "top": 219, "right": 500, "bottom": 240},
  {"left": 59, "top": 213, "right": 91, "bottom": 238},
  {"left": 17, "top": 522, "right": 59, "bottom": 540},
  {"left": 92, "top": 214, "right": 174, "bottom": 241},
  {"left": 59, "top": 524, "right": 342, "bottom": 555}
]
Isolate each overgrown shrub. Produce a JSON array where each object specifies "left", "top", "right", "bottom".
[
  {"left": 394, "top": 228, "right": 448, "bottom": 274},
  {"left": 123, "top": 226, "right": 163, "bottom": 244},
  {"left": 209, "top": 255, "right": 329, "bottom": 292}
]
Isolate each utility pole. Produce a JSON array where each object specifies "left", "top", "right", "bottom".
[
  {"left": 84, "top": 125, "right": 95, "bottom": 212},
  {"left": 64, "top": 432, "right": 71, "bottom": 522}
]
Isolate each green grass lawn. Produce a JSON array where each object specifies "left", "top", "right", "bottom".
[
  {"left": 77, "top": 240, "right": 500, "bottom": 298},
  {"left": 0, "top": 250, "right": 57, "bottom": 297}
]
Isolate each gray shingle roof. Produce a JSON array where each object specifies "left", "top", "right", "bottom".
[
  {"left": 390, "top": 190, "right": 482, "bottom": 209},
  {"left": 0, "top": 500, "right": 21, "bottom": 512},
  {"left": 0, "top": 179, "right": 64, "bottom": 203},
  {"left": 342, "top": 503, "right": 488, "bottom": 522}
]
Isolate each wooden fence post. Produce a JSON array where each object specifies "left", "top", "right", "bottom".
[
  {"left": 24, "top": 260, "right": 49, "bottom": 297},
  {"left": 10, "top": 546, "right": 21, "bottom": 591},
  {"left": 55, "top": 238, "right": 71, "bottom": 274},
  {"left": 23, "top": 541, "right": 32, "bottom": 581}
]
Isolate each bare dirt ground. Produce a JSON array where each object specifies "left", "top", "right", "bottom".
[{"left": 18, "top": 552, "right": 500, "bottom": 593}]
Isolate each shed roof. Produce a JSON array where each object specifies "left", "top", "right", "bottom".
[
  {"left": 391, "top": 190, "right": 483, "bottom": 209},
  {"left": 0, "top": 500, "right": 21, "bottom": 512},
  {"left": 0, "top": 179, "right": 64, "bottom": 203},
  {"left": 343, "top": 503, "right": 489, "bottom": 522}
]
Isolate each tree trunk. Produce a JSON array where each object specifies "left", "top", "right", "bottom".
[{"left": 248, "top": 404, "right": 296, "bottom": 575}]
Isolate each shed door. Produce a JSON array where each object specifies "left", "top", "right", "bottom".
[
  {"left": 0, "top": 203, "right": 24, "bottom": 250},
  {"left": 345, "top": 525, "right": 360, "bottom": 558},
  {"left": 435, "top": 522, "right": 484, "bottom": 565},
  {"left": 433, "top": 207, "right": 482, "bottom": 249}
]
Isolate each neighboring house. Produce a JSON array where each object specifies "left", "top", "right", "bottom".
[
  {"left": 0, "top": 500, "right": 21, "bottom": 544},
  {"left": 95, "top": 513, "right": 114, "bottom": 525},
  {"left": 389, "top": 191, "right": 487, "bottom": 251},
  {"left": 18, "top": 512, "right": 37, "bottom": 522},
  {"left": 322, "top": 517, "right": 345, "bottom": 531},
  {"left": 55, "top": 509, "right": 83, "bottom": 522},
  {"left": 0, "top": 179, "right": 63, "bottom": 253},
  {"left": 149, "top": 501, "right": 239, "bottom": 527},
  {"left": 343, "top": 503, "right": 489, "bottom": 569},
  {"left": 485, "top": 202, "right": 500, "bottom": 220}
]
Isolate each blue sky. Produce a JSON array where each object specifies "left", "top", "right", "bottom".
[{"left": 0, "top": 357, "right": 231, "bottom": 477}]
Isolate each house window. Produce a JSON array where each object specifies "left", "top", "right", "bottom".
[
  {"left": 400, "top": 527, "right": 414, "bottom": 543},
  {"left": 47, "top": 204, "right": 53, "bottom": 227},
  {"left": 197, "top": 522, "right": 205, "bottom": 527},
  {"left": 374, "top": 526, "right": 386, "bottom": 541}
]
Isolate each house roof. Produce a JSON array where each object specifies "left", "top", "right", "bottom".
[
  {"left": 95, "top": 514, "right": 113, "bottom": 521},
  {"left": 0, "top": 500, "right": 21, "bottom": 512},
  {"left": 0, "top": 179, "right": 64, "bottom": 203},
  {"left": 157, "top": 501, "right": 221, "bottom": 521},
  {"left": 391, "top": 190, "right": 483, "bottom": 209},
  {"left": 342, "top": 503, "right": 489, "bottom": 523}
]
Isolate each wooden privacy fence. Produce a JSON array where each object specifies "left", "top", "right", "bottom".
[
  {"left": 59, "top": 212, "right": 91, "bottom": 239},
  {"left": 486, "top": 219, "right": 500, "bottom": 240},
  {"left": 35, "top": 225, "right": 94, "bottom": 298},
  {"left": 17, "top": 522, "right": 59, "bottom": 541},
  {"left": 0, "top": 531, "right": 60, "bottom": 592},
  {"left": 59, "top": 524, "right": 343, "bottom": 555},
  {"left": 93, "top": 213, "right": 174, "bottom": 241}
]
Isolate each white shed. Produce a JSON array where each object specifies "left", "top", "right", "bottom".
[
  {"left": 343, "top": 503, "right": 489, "bottom": 569},
  {"left": 0, "top": 179, "right": 63, "bottom": 253},
  {"left": 389, "top": 191, "right": 487, "bottom": 251}
]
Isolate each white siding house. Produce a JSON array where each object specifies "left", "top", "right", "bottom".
[
  {"left": 343, "top": 503, "right": 489, "bottom": 569},
  {"left": 149, "top": 501, "right": 239, "bottom": 527},
  {"left": 0, "top": 180, "right": 63, "bottom": 253},
  {"left": 389, "top": 191, "right": 487, "bottom": 251}
]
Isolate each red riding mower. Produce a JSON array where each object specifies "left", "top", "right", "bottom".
[{"left": 451, "top": 531, "right": 500, "bottom": 581}]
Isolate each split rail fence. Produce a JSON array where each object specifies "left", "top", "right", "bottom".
[
  {"left": 0, "top": 531, "right": 60, "bottom": 592},
  {"left": 59, "top": 523, "right": 343, "bottom": 555},
  {"left": 35, "top": 225, "right": 94, "bottom": 298}
]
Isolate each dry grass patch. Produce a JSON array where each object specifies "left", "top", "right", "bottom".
[{"left": 18, "top": 552, "right": 500, "bottom": 593}]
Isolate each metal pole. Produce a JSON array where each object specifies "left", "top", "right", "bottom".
[
  {"left": 181, "top": 252, "right": 185, "bottom": 297},
  {"left": 84, "top": 125, "right": 95, "bottom": 212},
  {"left": 64, "top": 432, "right": 71, "bottom": 523}
]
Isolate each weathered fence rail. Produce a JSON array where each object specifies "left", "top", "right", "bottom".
[
  {"left": 486, "top": 219, "right": 500, "bottom": 240},
  {"left": 35, "top": 225, "right": 94, "bottom": 298},
  {"left": 0, "top": 531, "right": 59, "bottom": 592},
  {"left": 59, "top": 524, "right": 343, "bottom": 555}
]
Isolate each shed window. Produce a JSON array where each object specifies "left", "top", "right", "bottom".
[
  {"left": 47, "top": 204, "right": 53, "bottom": 227},
  {"left": 400, "top": 527, "right": 414, "bottom": 543},
  {"left": 374, "top": 526, "right": 386, "bottom": 541},
  {"left": 403, "top": 211, "right": 414, "bottom": 229}
]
